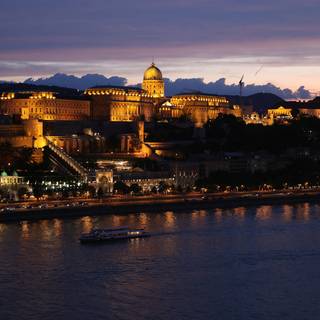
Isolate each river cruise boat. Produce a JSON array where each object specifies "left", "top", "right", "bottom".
[{"left": 79, "top": 226, "right": 149, "bottom": 244}]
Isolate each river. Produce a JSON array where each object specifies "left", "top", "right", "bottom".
[{"left": 1, "top": 203, "right": 320, "bottom": 320}]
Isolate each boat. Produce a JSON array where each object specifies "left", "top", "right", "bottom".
[{"left": 79, "top": 226, "right": 149, "bottom": 244}]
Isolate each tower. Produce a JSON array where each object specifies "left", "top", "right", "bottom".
[{"left": 142, "top": 63, "right": 165, "bottom": 98}]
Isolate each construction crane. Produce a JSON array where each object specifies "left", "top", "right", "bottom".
[
  {"left": 255, "top": 65, "right": 264, "bottom": 76},
  {"left": 239, "top": 74, "right": 244, "bottom": 108}
]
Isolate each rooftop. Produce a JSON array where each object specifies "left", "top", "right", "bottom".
[{"left": 87, "top": 85, "right": 144, "bottom": 92}]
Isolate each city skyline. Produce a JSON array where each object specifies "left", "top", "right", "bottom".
[{"left": 1, "top": 0, "right": 320, "bottom": 95}]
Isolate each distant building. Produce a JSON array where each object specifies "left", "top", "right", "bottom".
[
  {"left": 0, "top": 171, "right": 31, "bottom": 200},
  {"left": 116, "top": 170, "right": 175, "bottom": 193},
  {"left": 243, "top": 112, "right": 272, "bottom": 126},
  {"left": 92, "top": 169, "right": 114, "bottom": 194},
  {"left": 0, "top": 170, "right": 25, "bottom": 186},
  {"left": 267, "top": 106, "right": 293, "bottom": 123},
  {"left": 298, "top": 108, "right": 320, "bottom": 118}
]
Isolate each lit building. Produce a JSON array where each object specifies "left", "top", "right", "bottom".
[
  {"left": 116, "top": 171, "right": 175, "bottom": 193},
  {"left": 142, "top": 63, "right": 165, "bottom": 98},
  {"left": 243, "top": 112, "right": 261, "bottom": 124},
  {"left": 243, "top": 112, "right": 272, "bottom": 126},
  {"left": 93, "top": 170, "right": 114, "bottom": 194},
  {"left": 85, "top": 63, "right": 166, "bottom": 122},
  {"left": 0, "top": 171, "right": 25, "bottom": 186},
  {"left": 267, "top": 106, "right": 293, "bottom": 122},
  {"left": 298, "top": 108, "right": 320, "bottom": 118},
  {"left": 0, "top": 119, "right": 46, "bottom": 150},
  {"left": 0, "top": 91, "right": 90, "bottom": 121},
  {"left": 85, "top": 86, "right": 155, "bottom": 122},
  {"left": 158, "top": 101, "right": 182, "bottom": 119},
  {"left": 0, "top": 171, "right": 31, "bottom": 200},
  {"left": 170, "top": 93, "right": 240, "bottom": 127}
]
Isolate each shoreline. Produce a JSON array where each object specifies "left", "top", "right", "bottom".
[{"left": 0, "top": 191, "right": 320, "bottom": 223}]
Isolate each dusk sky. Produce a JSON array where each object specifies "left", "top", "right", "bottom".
[{"left": 1, "top": 0, "right": 320, "bottom": 94}]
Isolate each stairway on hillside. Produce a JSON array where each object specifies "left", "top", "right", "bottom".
[{"left": 45, "top": 138, "right": 88, "bottom": 181}]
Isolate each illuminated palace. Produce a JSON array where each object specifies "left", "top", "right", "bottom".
[
  {"left": 85, "top": 86, "right": 155, "bottom": 122},
  {"left": 85, "top": 63, "right": 240, "bottom": 126},
  {"left": 84, "top": 63, "right": 166, "bottom": 122},
  {"left": 169, "top": 93, "right": 241, "bottom": 127},
  {"left": 0, "top": 63, "right": 241, "bottom": 126},
  {"left": 0, "top": 91, "right": 90, "bottom": 121}
]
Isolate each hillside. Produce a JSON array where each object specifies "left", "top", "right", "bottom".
[
  {"left": 227, "top": 93, "right": 285, "bottom": 112},
  {"left": 282, "top": 97, "right": 320, "bottom": 109},
  {"left": 0, "top": 82, "right": 80, "bottom": 96}
]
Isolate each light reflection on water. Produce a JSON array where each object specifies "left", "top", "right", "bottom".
[
  {"left": 214, "top": 208, "right": 223, "bottom": 222},
  {"left": 1, "top": 203, "right": 320, "bottom": 320},
  {"left": 282, "top": 204, "right": 293, "bottom": 222},
  {"left": 256, "top": 205, "right": 273, "bottom": 221},
  {"left": 81, "top": 216, "right": 93, "bottom": 233},
  {"left": 234, "top": 206, "right": 246, "bottom": 219}
]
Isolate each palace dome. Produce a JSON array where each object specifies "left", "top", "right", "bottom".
[{"left": 143, "top": 63, "right": 163, "bottom": 80}]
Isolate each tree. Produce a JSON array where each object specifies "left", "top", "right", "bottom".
[
  {"left": 176, "top": 185, "right": 183, "bottom": 193},
  {"left": 62, "top": 189, "right": 69, "bottom": 199},
  {"left": 0, "top": 142, "right": 14, "bottom": 168},
  {"left": 0, "top": 188, "right": 9, "bottom": 200},
  {"left": 97, "top": 187, "right": 104, "bottom": 198},
  {"left": 17, "top": 187, "right": 29, "bottom": 199},
  {"left": 84, "top": 185, "right": 96, "bottom": 198},
  {"left": 113, "top": 181, "right": 130, "bottom": 194},
  {"left": 130, "top": 183, "right": 142, "bottom": 194},
  {"left": 158, "top": 181, "right": 169, "bottom": 193},
  {"left": 291, "top": 108, "right": 300, "bottom": 119},
  {"left": 32, "top": 185, "right": 44, "bottom": 200}
]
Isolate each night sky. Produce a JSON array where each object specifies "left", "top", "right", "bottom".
[{"left": 1, "top": 0, "right": 319, "bottom": 93}]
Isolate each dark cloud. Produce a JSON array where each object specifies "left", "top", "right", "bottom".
[
  {"left": 0, "top": 0, "right": 319, "bottom": 57},
  {"left": 25, "top": 73, "right": 127, "bottom": 90},
  {"left": 1, "top": 1, "right": 319, "bottom": 90},
  {"left": 22, "top": 73, "right": 312, "bottom": 99},
  {"left": 164, "top": 78, "right": 311, "bottom": 99}
]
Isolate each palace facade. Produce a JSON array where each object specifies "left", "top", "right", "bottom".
[
  {"left": 84, "top": 86, "right": 155, "bottom": 122},
  {"left": 169, "top": 93, "right": 241, "bottom": 127},
  {"left": 0, "top": 91, "right": 90, "bottom": 121}
]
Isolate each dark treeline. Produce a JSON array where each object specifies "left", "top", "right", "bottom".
[
  {"left": 204, "top": 114, "right": 320, "bottom": 153},
  {"left": 196, "top": 159, "right": 320, "bottom": 191},
  {"left": 194, "top": 115, "right": 320, "bottom": 190}
]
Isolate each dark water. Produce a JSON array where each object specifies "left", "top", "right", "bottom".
[{"left": 1, "top": 203, "right": 320, "bottom": 320}]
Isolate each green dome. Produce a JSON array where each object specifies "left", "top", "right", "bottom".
[
  {"left": 12, "top": 171, "right": 18, "bottom": 177},
  {"left": 1, "top": 171, "right": 8, "bottom": 177}
]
